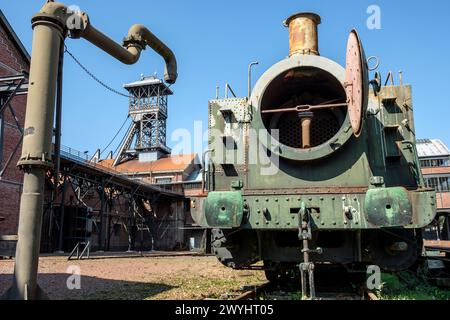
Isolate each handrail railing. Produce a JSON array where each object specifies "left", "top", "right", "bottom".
[
  {"left": 54, "top": 143, "right": 184, "bottom": 197},
  {"left": 68, "top": 241, "right": 91, "bottom": 261}
]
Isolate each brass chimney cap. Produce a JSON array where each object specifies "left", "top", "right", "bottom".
[{"left": 283, "top": 12, "right": 321, "bottom": 27}]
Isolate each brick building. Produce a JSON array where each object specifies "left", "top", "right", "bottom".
[
  {"left": 417, "top": 139, "right": 450, "bottom": 240},
  {"left": 0, "top": 10, "right": 29, "bottom": 238}
]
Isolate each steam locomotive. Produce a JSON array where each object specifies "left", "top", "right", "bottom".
[{"left": 190, "top": 12, "right": 436, "bottom": 284}]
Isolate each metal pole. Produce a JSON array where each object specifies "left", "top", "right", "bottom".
[
  {"left": 49, "top": 40, "right": 65, "bottom": 252},
  {"left": 57, "top": 175, "right": 67, "bottom": 253},
  {"left": 248, "top": 61, "right": 259, "bottom": 98},
  {"left": 299, "top": 112, "right": 313, "bottom": 149},
  {"left": 227, "top": 84, "right": 237, "bottom": 98},
  {"left": 54, "top": 41, "right": 64, "bottom": 174},
  {"left": 3, "top": 15, "right": 64, "bottom": 299},
  {"left": 106, "top": 194, "right": 112, "bottom": 251},
  {"left": 127, "top": 198, "right": 133, "bottom": 252},
  {"left": 98, "top": 184, "right": 105, "bottom": 251}
]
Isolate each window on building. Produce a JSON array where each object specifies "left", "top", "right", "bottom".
[
  {"left": 425, "top": 177, "right": 439, "bottom": 190},
  {"left": 420, "top": 158, "right": 450, "bottom": 168},
  {"left": 439, "top": 177, "right": 450, "bottom": 192},
  {"left": 425, "top": 177, "right": 450, "bottom": 192},
  {"left": 155, "top": 178, "right": 173, "bottom": 184}
]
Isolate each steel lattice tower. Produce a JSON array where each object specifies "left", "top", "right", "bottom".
[{"left": 113, "top": 76, "right": 172, "bottom": 166}]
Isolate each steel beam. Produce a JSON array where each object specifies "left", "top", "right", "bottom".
[
  {"left": 0, "top": 83, "right": 28, "bottom": 96},
  {"left": 50, "top": 40, "right": 65, "bottom": 252},
  {"left": 57, "top": 175, "right": 68, "bottom": 253}
]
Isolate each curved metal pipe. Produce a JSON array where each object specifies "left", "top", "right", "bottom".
[
  {"left": 81, "top": 24, "right": 142, "bottom": 65},
  {"left": 82, "top": 23, "right": 178, "bottom": 84},
  {"left": 127, "top": 24, "right": 178, "bottom": 84},
  {"left": 248, "top": 61, "right": 259, "bottom": 98},
  {"left": 38, "top": 2, "right": 177, "bottom": 84}
]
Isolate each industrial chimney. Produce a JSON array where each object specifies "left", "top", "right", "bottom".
[{"left": 284, "top": 12, "right": 321, "bottom": 56}]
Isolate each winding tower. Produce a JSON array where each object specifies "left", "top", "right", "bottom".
[{"left": 113, "top": 75, "right": 172, "bottom": 166}]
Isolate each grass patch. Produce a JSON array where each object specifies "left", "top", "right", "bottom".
[{"left": 379, "top": 270, "right": 450, "bottom": 300}]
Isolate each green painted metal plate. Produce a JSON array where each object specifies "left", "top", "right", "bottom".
[
  {"left": 205, "top": 191, "right": 244, "bottom": 228},
  {"left": 364, "top": 187, "right": 412, "bottom": 227}
]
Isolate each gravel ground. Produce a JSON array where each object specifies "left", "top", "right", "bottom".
[{"left": 0, "top": 255, "right": 265, "bottom": 300}]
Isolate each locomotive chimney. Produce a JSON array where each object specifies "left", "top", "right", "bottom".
[{"left": 284, "top": 12, "right": 321, "bottom": 56}]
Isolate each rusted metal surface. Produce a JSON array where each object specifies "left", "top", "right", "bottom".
[
  {"left": 243, "top": 187, "right": 369, "bottom": 196},
  {"left": 233, "top": 283, "right": 270, "bottom": 300},
  {"left": 300, "top": 113, "right": 313, "bottom": 148},
  {"left": 284, "top": 12, "right": 321, "bottom": 56},
  {"left": 345, "top": 30, "right": 368, "bottom": 137},
  {"left": 425, "top": 240, "right": 450, "bottom": 252},
  {"left": 366, "top": 292, "right": 379, "bottom": 300}
]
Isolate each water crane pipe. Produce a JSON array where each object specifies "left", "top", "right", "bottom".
[
  {"left": 82, "top": 23, "right": 178, "bottom": 84},
  {"left": 3, "top": 0, "right": 178, "bottom": 300}
]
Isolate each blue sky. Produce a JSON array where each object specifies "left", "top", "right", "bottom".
[{"left": 2, "top": 0, "right": 450, "bottom": 156}]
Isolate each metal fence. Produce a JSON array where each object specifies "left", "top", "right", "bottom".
[{"left": 60, "top": 144, "right": 90, "bottom": 163}]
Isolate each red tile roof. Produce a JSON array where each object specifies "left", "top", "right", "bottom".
[{"left": 98, "top": 153, "right": 198, "bottom": 174}]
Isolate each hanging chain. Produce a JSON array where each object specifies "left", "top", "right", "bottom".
[
  {"left": 64, "top": 45, "right": 174, "bottom": 97},
  {"left": 64, "top": 46, "right": 131, "bottom": 98}
]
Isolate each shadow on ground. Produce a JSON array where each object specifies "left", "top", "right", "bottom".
[{"left": 0, "top": 273, "right": 176, "bottom": 300}]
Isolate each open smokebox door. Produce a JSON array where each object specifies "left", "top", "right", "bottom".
[{"left": 345, "top": 29, "right": 369, "bottom": 137}]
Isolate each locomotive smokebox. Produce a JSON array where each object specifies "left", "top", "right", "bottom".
[
  {"left": 284, "top": 12, "right": 321, "bottom": 56},
  {"left": 255, "top": 11, "right": 348, "bottom": 159},
  {"left": 250, "top": 12, "right": 370, "bottom": 161}
]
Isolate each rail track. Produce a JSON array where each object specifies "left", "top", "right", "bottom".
[
  {"left": 225, "top": 281, "right": 378, "bottom": 301},
  {"left": 224, "top": 261, "right": 447, "bottom": 300},
  {"left": 219, "top": 265, "right": 379, "bottom": 301}
]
